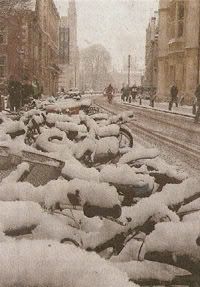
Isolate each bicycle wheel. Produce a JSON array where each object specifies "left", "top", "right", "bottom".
[{"left": 118, "top": 126, "right": 133, "bottom": 148}]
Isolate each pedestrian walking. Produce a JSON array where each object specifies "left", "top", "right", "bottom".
[
  {"left": 130, "top": 85, "right": 137, "bottom": 102},
  {"left": 21, "top": 76, "right": 34, "bottom": 106},
  {"left": 7, "top": 75, "right": 22, "bottom": 111},
  {"left": 150, "top": 87, "right": 157, "bottom": 107},
  {"left": 194, "top": 84, "right": 200, "bottom": 123},
  {"left": 105, "top": 83, "right": 114, "bottom": 104},
  {"left": 139, "top": 93, "right": 142, "bottom": 105},
  {"left": 124, "top": 85, "right": 130, "bottom": 102},
  {"left": 169, "top": 83, "right": 178, "bottom": 111},
  {"left": 121, "top": 85, "right": 125, "bottom": 102},
  {"left": 32, "top": 77, "right": 42, "bottom": 99}
]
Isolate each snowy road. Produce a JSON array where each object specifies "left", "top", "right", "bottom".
[{"left": 94, "top": 96, "right": 200, "bottom": 175}]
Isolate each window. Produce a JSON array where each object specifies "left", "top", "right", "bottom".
[
  {"left": 168, "top": 1, "right": 184, "bottom": 40},
  {"left": 169, "top": 1, "right": 176, "bottom": 22},
  {"left": 178, "top": 1, "right": 184, "bottom": 20},
  {"left": 178, "top": 21, "right": 184, "bottom": 37},
  {"left": 0, "top": 25, "right": 7, "bottom": 44},
  {"left": 168, "top": 1, "right": 176, "bottom": 39},
  {"left": 0, "top": 56, "right": 6, "bottom": 78},
  {"left": 177, "top": 1, "right": 184, "bottom": 38}
]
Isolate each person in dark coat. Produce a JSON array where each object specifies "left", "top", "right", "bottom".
[
  {"left": 123, "top": 85, "right": 130, "bottom": 102},
  {"left": 130, "top": 85, "right": 137, "bottom": 101},
  {"left": 7, "top": 75, "right": 22, "bottom": 111},
  {"left": 194, "top": 84, "right": 200, "bottom": 123},
  {"left": 21, "top": 77, "right": 34, "bottom": 106},
  {"left": 32, "top": 78, "right": 41, "bottom": 99},
  {"left": 105, "top": 84, "right": 114, "bottom": 103},
  {"left": 121, "top": 85, "right": 125, "bottom": 102},
  {"left": 150, "top": 87, "right": 157, "bottom": 107},
  {"left": 169, "top": 83, "right": 178, "bottom": 111},
  {"left": 106, "top": 84, "right": 114, "bottom": 94}
]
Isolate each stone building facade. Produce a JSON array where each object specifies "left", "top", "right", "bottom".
[
  {"left": 157, "top": 0, "right": 200, "bottom": 103},
  {"left": 0, "top": 0, "right": 60, "bottom": 96},
  {"left": 37, "top": 0, "right": 60, "bottom": 96},
  {"left": 144, "top": 16, "right": 158, "bottom": 89},
  {"left": 58, "top": 0, "right": 79, "bottom": 91}
]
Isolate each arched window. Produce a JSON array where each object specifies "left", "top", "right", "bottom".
[
  {"left": 177, "top": 1, "right": 184, "bottom": 38},
  {"left": 168, "top": 1, "right": 185, "bottom": 40}
]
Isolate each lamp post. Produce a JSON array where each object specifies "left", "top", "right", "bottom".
[
  {"left": 128, "top": 54, "right": 131, "bottom": 87},
  {"left": 74, "top": 65, "right": 77, "bottom": 88}
]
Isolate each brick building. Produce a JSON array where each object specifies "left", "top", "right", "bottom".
[
  {"left": 0, "top": 0, "right": 60, "bottom": 96},
  {"left": 157, "top": 0, "right": 200, "bottom": 103}
]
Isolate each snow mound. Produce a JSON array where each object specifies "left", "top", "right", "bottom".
[
  {"left": 145, "top": 157, "right": 188, "bottom": 180},
  {"left": 100, "top": 164, "right": 154, "bottom": 189},
  {"left": 0, "top": 201, "right": 43, "bottom": 233},
  {"left": 115, "top": 260, "right": 191, "bottom": 282},
  {"left": 0, "top": 240, "right": 137, "bottom": 287},
  {"left": 4, "top": 121, "right": 26, "bottom": 134},
  {"left": 97, "top": 124, "right": 120, "bottom": 137},
  {"left": 119, "top": 147, "right": 159, "bottom": 164},
  {"left": 68, "top": 178, "right": 120, "bottom": 207},
  {"left": 62, "top": 159, "right": 100, "bottom": 182},
  {"left": 56, "top": 121, "right": 87, "bottom": 133},
  {"left": 145, "top": 221, "right": 200, "bottom": 259}
]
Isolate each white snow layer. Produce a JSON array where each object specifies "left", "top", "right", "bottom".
[
  {"left": 0, "top": 178, "right": 119, "bottom": 209},
  {"left": 119, "top": 147, "right": 159, "bottom": 164},
  {"left": 0, "top": 201, "right": 43, "bottom": 233},
  {"left": 100, "top": 164, "right": 154, "bottom": 189},
  {"left": 62, "top": 159, "right": 100, "bottom": 182},
  {"left": 1, "top": 162, "right": 29, "bottom": 184},
  {"left": 115, "top": 260, "right": 190, "bottom": 282},
  {"left": 0, "top": 240, "right": 137, "bottom": 287},
  {"left": 145, "top": 221, "right": 200, "bottom": 259}
]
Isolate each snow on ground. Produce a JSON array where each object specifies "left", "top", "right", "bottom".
[
  {"left": 98, "top": 96, "right": 200, "bottom": 177},
  {"left": 116, "top": 96, "right": 193, "bottom": 117},
  {"left": 0, "top": 240, "right": 137, "bottom": 287},
  {"left": 0, "top": 95, "right": 199, "bottom": 286}
]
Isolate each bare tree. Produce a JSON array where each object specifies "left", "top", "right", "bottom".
[{"left": 80, "top": 44, "right": 113, "bottom": 91}]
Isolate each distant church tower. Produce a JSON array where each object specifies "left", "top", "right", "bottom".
[
  {"left": 58, "top": 0, "right": 79, "bottom": 90},
  {"left": 68, "top": 0, "right": 79, "bottom": 88}
]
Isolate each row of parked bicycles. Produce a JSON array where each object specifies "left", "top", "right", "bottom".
[{"left": 0, "top": 96, "right": 199, "bottom": 286}]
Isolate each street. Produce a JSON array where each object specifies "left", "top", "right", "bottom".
[
  {"left": 95, "top": 96, "right": 200, "bottom": 175},
  {"left": 1, "top": 0, "right": 200, "bottom": 286}
]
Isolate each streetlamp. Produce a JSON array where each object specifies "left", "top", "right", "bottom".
[
  {"left": 128, "top": 54, "right": 131, "bottom": 87},
  {"left": 74, "top": 64, "right": 77, "bottom": 88}
]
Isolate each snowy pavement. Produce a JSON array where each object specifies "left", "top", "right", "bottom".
[
  {"left": 94, "top": 97, "right": 200, "bottom": 176},
  {"left": 116, "top": 97, "right": 194, "bottom": 118}
]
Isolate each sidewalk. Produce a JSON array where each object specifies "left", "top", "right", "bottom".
[{"left": 116, "top": 97, "right": 194, "bottom": 118}]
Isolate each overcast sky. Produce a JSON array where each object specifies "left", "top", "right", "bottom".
[{"left": 55, "top": 0, "right": 159, "bottom": 71}]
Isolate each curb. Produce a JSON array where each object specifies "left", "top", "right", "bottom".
[{"left": 122, "top": 102, "right": 194, "bottom": 119}]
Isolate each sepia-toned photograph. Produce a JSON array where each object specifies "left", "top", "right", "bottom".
[{"left": 0, "top": 0, "right": 200, "bottom": 286}]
